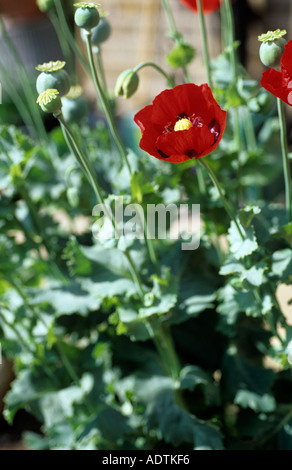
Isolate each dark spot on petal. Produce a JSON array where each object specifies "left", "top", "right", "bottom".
[
  {"left": 184, "top": 149, "right": 197, "bottom": 159},
  {"left": 208, "top": 118, "right": 220, "bottom": 142},
  {"left": 156, "top": 147, "right": 170, "bottom": 159}
]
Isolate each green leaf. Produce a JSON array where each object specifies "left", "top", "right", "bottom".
[
  {"left": 270, "top": 249, "right": 292, "bottom": 282},
  {"left": 134, "top": 375, "right": 223, "bottom": 448},
  {"left": 219, "top": 261, "right": 244, "bottom": 276},
  {"left": 227, "top": 221, "right": 258, "bottom": 260},
  {"left": 139, "top": 273, "right": 178, "bottom": 318},
  {"left": 179, "top": 365, "right": 209, "bottom": 391},
  {"left": 242, "top": 262, "right": 267, "bottom": 288},
  {"left": 234, "top": 390, "right": 276, "bottom": 413},
  {"left": 63, "top": 237, "right": 92, "bottom": 276},
  {"left": 222, "top": 346, "right": 276, "bottom": 402},
  {"left": 238, "top": 205, "right": 261, "bottom": 228},
  {"left": 4, "top": 369, "right": 57, "bottom": 423},
  {"left": 80, "top": 406, "right": 131, "bottom": 444}
]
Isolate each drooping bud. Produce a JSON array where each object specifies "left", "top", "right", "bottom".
[
  {"left": 74, "top": 3, "right": 100, "bottom": 31},
  {"left": 258, "top": 29, "right": 287, "bottom": 68},
  {"left": 36, "top": 61, "right": 71, "bottom": 97},
  {"left": 37, "top": 89, "right": 62, "bottom": 114},
  {"left": 114, "top": 69, "right": 139, "bottom": 99}
]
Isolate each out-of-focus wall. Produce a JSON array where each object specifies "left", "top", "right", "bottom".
[
  {"left": 79, "top": 0, "right": 292, "bottom": 114},
  {"left": 79, "top": 0, "right": 221, "bottom": 113}
]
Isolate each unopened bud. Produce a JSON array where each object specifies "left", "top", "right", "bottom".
[{"left": 115, "top": 69, "right": 139, "bottom": 99}]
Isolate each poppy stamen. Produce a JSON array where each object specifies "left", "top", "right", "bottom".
[{"left": 174, "top": 118, "right": 193, "bottom": 132}]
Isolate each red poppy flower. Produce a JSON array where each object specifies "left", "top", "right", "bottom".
[
  {"left": 179, "top": 0, "right": 222, "bottom": 14},
  {"left": 261, "top": 40, "right": 292, "bottom": 106},
  {"left": 134, "top": 83, "right": 227, "bottom": 163}
]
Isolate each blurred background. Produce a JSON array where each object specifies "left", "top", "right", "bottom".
[{"left": 0, "top": 0, "right": 291, "bottom": 117}]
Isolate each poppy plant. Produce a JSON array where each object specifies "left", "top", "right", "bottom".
[
  {"left": 179, "top": 0, "right": 222, "bottom": 14},
  {"left": 134, "top": 83, "right": 227, "bottom": 163},
  {"left": 260, "top": 40, "right": 292, "bottom": 106}
]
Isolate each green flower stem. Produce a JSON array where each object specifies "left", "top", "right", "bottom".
[
  {"left": 0, "top": 66, "right": 36, "bottom": 136},
  {"left": 48, "top": 10, "right": 77, "bottom": 84},
  {"left": 223, "top": 0, "right": 243, "bottom": 201},
  {"left": 277, "top": 98, "right": 292, "bottom": 223},
  {"left": 95, "top": 46, "right": 108, "bottom": 96},
  {"left": 56, "top": 112, "right": 145, "bottom": 300},
  {"left": 53, "top": 0, "right": 91, "bottom": 76},
  {"left": 84, "top": 32, "right": 161, "bottom": 273},
  {"left": 148, "top": 320, "right": 180, "bottom": 381},
  {"left": 149, "top": 320, "right": 189, "bottom": 410},
  {"left": 224, "top": 0, "right": 237, "bottom": 81},
  {"left": 161, "top": 0, "right": 192, "bottom": 83},
  {"left": 134, "top": 62, "right": 175, "bottom": 88},
  {"left": 0, "top": 17, "right": 48, "bottom": 143},
  {"left": 161, "top": 0, "right": 177, "bottom": 38},
  {"left": 197, "top": 0, "right": 213, "bottom": 88},
  {"left": 199, "top": 159, "right": 244, "bottom": 239},
  {"left": 220, "top": 0, "right": 229, "bottom": 51},
  {"left": 84, "top": 31, "right": 132, "bottom": 175},
  {"left": 241, "top": 106, "right": 257, "bottom": 153}
]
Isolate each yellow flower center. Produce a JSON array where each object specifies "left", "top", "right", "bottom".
[{"left": 174, "top": 118, "right": 193, "bottom": 132}]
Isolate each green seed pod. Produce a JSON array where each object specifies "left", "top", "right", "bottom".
[
  {"left": 74, "top": 3, "right": 100, "bottom": 31},
  {"left": 61, "top": 86, "right": 88, "bottom": 123},
  {"left": 36, "top": 61, "right": 71, "bottom": 97},
  {"left": 91, "top": 17, "right": 111, "bottom": 45},
  {"left": 37, "top": 89, "right": 62, "bottom": 114},
  {"left": 115, "top": 69, "right": 139, "bottom": 99},
  {"left": 258, "top": 29, "right": 287, "bottom": 67}
]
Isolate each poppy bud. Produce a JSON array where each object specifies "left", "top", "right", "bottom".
[
  {"left": 37, "top": 89, "right": 62, "bottom": 114},
  {"left": 74, "top": 3, "right": 100, "bottom": 31},
  {"left": 258, "top": 29, "right": 287, "bottom": 68},
  {"left": 166, "top": 42, "right": 195, "bottom": 68},
  {"left": 36, "top": 61, "right": 71, "bottom": 97},
  {"left": 37, "top": 0, "right": 54, "bottom": 12},
  {"left": 115, "top": 69, "right": 139, "bottom": 99}
]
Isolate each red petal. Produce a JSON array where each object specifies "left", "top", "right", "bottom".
[
  {"left": 155, "top": 124, "right": 214, "bottom": 163},
  {"left": 180, "top": 0, "right": 221, "bottom": 14},
  {"left": 260, "top": 68, "right": 289, "bottom": 104},
  {"left": 281, "top": 40, "right": 292, "bottom": 83},
  {"left": 134, "top": 104, "right": 162, "bottom": 158}
]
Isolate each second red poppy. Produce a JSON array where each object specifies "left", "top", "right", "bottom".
[{"left": 179, "top": 0, "right": 222, "bottom": 14}]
